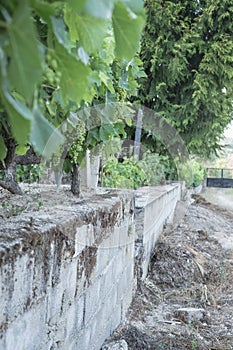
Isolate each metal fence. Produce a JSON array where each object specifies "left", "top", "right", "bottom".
[{"left": 206, "top": 168, "right": 233, "bottom": 188}]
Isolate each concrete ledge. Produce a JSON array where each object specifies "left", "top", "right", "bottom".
[
  {"left": 0, "top": 191, "right": 134, "bottom": 350},
  {"left": 0, "top": 184, "right": 182, "bottom": 349},
  {"left": 134, "top": 184, "right": 181, "bottom": 280}
]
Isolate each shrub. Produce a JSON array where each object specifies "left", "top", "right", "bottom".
[{"left": 102, "top": 157, "right": 147, "bottom": 189}]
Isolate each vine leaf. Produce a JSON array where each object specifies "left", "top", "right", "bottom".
[
  {"left": 99, "top": 71, "right": 115, "bottom": 93},
  {"left": 3, "top": 93, "right": 31, "bottom": 145},
  {"left": 30, "top": 0, "right": 55, "bottom": 23},
  {"left": 84, "top": 0, "right": 115, "bottom": 19},
  {"left": 51, "top": 17, "right": 72, "bottom": 50},
  {"left": 31, "top": 105, "right": 64, "bottom": 155},
  {"left": 99, "top": 124, "right": 115, "bottom": 141},
  {"left": 7, "top": 0, "right": 42, "bottom": 102},
  {"left": 65, "top": 5, "right": 107, "bottom": 53},
  {"left": 67, "top": 0, "right": 86, "bottom": 13},
  {"left": 55, "top": 43, "right": 91, "bottom": 103},
  {"left": 112, "top": 2, "right": 145, "bottom": 60}
]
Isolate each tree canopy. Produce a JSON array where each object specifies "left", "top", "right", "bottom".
[{"left": 139, "top": 0, "right": 233, "bottom": 156}]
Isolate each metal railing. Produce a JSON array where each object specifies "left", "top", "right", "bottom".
[{"left": 206, "top": 168, "right": 233, "bottom": 188}]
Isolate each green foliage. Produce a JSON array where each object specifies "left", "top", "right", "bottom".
[
  {"left": 7, "top": 0, "right": 43, "bottom": 102},
  {"left": 0, "top": 0, "right": 145, "bottom": 161},
  {"left": 178, "top": 160, "right": 206, "bottom": 188},
  {"left": 15, "top": 164, "right": 41, "bottom": 184},
  {"left": 139, "top": 152, "right": 168, "bottom": 185},
  {"left": 140, "top": 0, "right": 233, "bottom": 156},
  {"left": 102, "top": 156, "right": 147, "bottom": 189},
  {"left": 192, "top": 161, "right": 206, "bottom": 187},
  {"left": 112, "top": 2, "right": 145, "bottom": 60},
  {"left": 86, "top": 122, "right": 126, "bottom": 148},
  {"left": 101, "top": 151, "right": 173, "bottom": 189}
]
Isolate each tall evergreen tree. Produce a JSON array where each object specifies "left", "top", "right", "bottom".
[{"left": 140, "top": 0, "right": 233, "bottom": 156}]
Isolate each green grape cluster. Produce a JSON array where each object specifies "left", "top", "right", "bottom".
[
  {"left": 115, "top": 87, "right": 127, "bottom": 102},
  {"left": 44, "top": 53, "right": 61, "bottom": 86},
  {"left": 68, "top": 121, "right": 86, "bottom": 164}
]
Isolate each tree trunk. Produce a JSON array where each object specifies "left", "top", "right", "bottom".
[
  {"left": 0, "top": 131, "right": 23, "bottom": 195},
  {"left": 71, "top": 163, "right": 81, "bottom": 196},
  {"left": 14, "top": 146, "right": 41, "bottom": 165},
  {"left": 0, "top": 164, "right": 23, "bottom": 195}
]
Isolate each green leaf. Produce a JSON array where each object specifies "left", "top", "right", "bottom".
[
  {"left": 30, "top": 0, "right": 56, "bottom": 23},
  {"left": 3, "top": 93, "right": 31, "bottom": 145},
  {"left": 121, "top": 0, "right": 145, "bottom": 15},
  {"left": 0, "top": 135, "right": 7, "bottom": 161},
  {"left": 87, "top": 127, "right": 100, "bottom": 142},
  {"left": 65, "top": 7, "right": 108, "bottom": 53},
  {"left": 112, "top": 2, "right": 145, "bottom": 60},
  {"left": 88, "top": 71, "right": 101, "bottom": 86},
  {"left": 84, "top": 0, "right": 115, "bottom": 19},
  {"left": 31, "top": 105, "right": 64, "bottom": 155},
  {"left": 64, "top": 5, "right": 80, "bottom": 42},
  {"left": 99, "top": 71, "right": 115, "bottom": 93},
  {"left": 3, "top": 84, "right": 64, "bottom": 155},
  {"left": 15, "top": 144, "right": 30, "bottom": 156},
  {"left": 7, "top": 0, "right": 42, "bottom": 101},
  {"left": 67, "top": 0, "right": 86, "bottom": 13},
  {"left": 5, "top": 92, "right": 33, "bottom": 121},
  {"left": 51, "top": 17, "right": 71, "bottom": 49},
  {"left": 99, "top": 124, "right": 115, "bottom": 141},
  {"left": 55, "top": 43, "right": 91, "bottom": 103}
]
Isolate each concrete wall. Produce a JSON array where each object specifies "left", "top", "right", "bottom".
[
  {"left": 0, "top": 184, "right": 181, "bottom": 350},
  {"left": 134, "top": 184, "right": 181, "bottom": 280}
]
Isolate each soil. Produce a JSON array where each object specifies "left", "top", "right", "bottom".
[
  {"left": 201, "top": 187, "right": 233, "bottom": 212},
  {"left": 103, "top": 194, "right": 233, "bottom": 350}
]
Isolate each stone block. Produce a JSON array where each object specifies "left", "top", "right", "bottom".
[
  {"left": 175, "top": 307, "right": 205, "bottom": 323},
  {"left": 102, "top": 339, "right": 128, "bottom": 350}
]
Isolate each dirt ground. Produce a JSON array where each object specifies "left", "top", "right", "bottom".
[
  {"left": 103, "top": 194, "right": 233, "bottom": 350},
  {"left": 201, "top": 187, "right": 233, "bottom": 212}
]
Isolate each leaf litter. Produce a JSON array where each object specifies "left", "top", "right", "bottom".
[{"left": 103, "top": 195, "right": 233, "bottom": 350}]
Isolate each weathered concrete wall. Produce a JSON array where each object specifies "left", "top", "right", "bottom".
[
  {"left": 0, "top": 184, "right": 181, "bottom": 350},
  {"left": 135, "top": 184, "right": 181, "bottom": 280},
  {"left": 0, "top": 191, "right": 134, "bottom": 350}
]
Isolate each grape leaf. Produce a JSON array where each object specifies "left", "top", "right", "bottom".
[
  {"left": 30, "top": 0, "right": 56, "bottom": 23},
  {"left": 112, "top": 2, "right": 145, "bottom": 60},
  {"left": 15, "top": 144, "right": 30, "bottom": 156},
  {"left": 99, "top": 71, "right": 115, "bottom": 93},
  {"left": 121, "top": 0, "right": 145, "bottom": 15},
  {"left": 99, "top": 124, "right": 115, "bottom": 141},
  {"left": 7, "top": 0, "right": 42, "bottom": 102},
  {"left": 84, "top": 0, "right": 115, "bottom": 19},
  {"left": 51, "top": 17, "right": 74, "bottom": 51},
  {"left": 4, "top": 92, "right": 63, "bottom": 155},
  {"left": 31, "top": 105, "right": 64, "bottom": 156},
  {"left": 65, "top": 6, "right": 107, "bottom": 53},
  {"left": 3, "top": 93, "right": 31, "bottom": 145},
  {"left": 67, "top": 0, "right": 86, "bottom": 13},
  {"left": 55, "top": 43, "right": 91, "bottom": 103}
]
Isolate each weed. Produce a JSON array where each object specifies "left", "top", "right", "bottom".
[
  {"left": 2, "top": 201, "right": 26, "bottom": 217},
  {"left": 191, "top": 339, "right": 197, "bottom": 350}
]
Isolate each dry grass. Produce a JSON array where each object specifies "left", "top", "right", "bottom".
[{"left": 105, "top": 197, "right": 233, "bottom": 349}]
